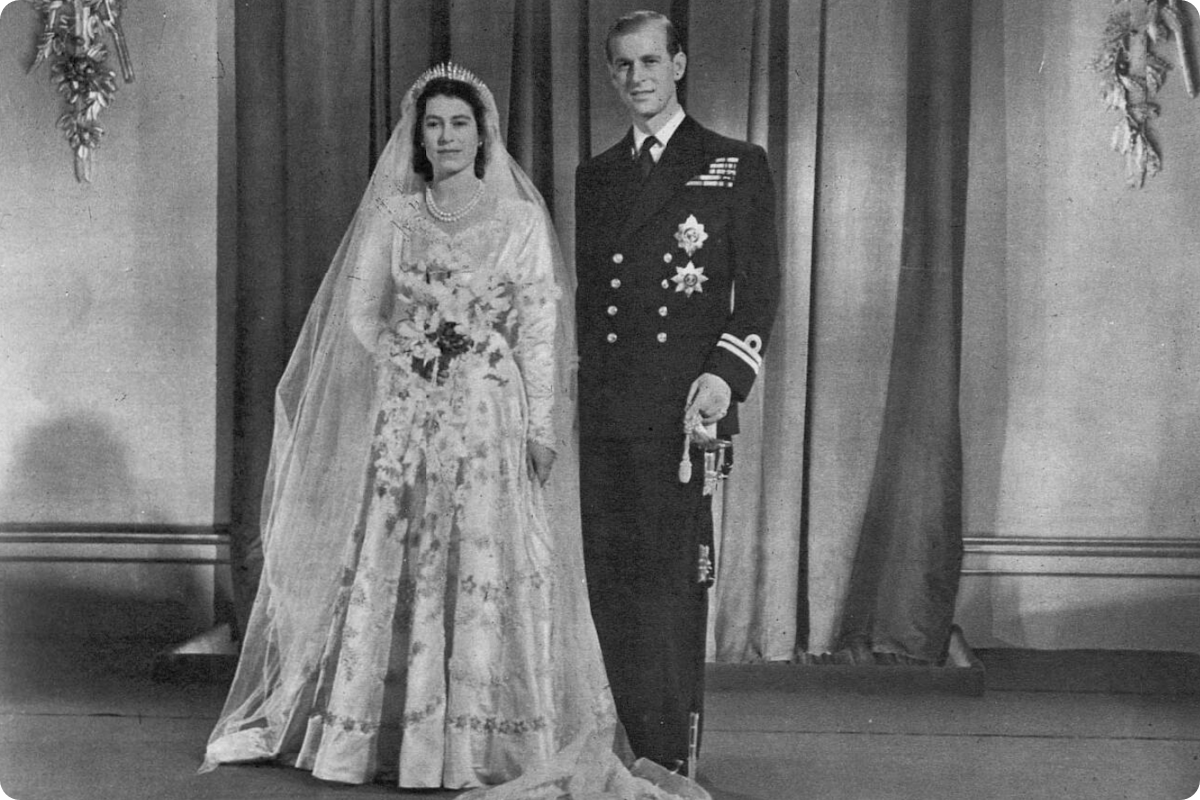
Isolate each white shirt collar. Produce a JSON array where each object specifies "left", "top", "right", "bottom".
[{"left": 632, "top": 107, "right": 687, "bottom": 159}]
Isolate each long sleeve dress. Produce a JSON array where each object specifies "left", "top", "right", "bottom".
[{"left": 204, "top": 190, "right": 586, "bottom": 788}]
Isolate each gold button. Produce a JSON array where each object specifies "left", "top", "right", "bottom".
[
  {"left": 658, "top": 306, "right": 668, "bottom": 317},
  {"left": 661, "top": 279, "right": 670, "bottom": 289},
  {"left": 606, "top": 332, "right": 618, "bottom": 343},
  {"left": 611, "top": 278, "right": 622, "bottom": 289},
  {"left": 607, "top": 305, "right": 618, "bottom": 316},
  {"left": 657, "top": 332, "right": 667, "bottom": 343},
  {"left": 613, "top": 253, "right": 624, "bottom": 264},
  {"left": 664, "top": 253, "right": 673, "bottom": 263}
]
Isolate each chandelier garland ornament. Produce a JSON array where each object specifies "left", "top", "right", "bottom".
[
  {"left": 1091, "top": 0, "right": 1196, "bottom": 188},
  {"left": 26, "top": 0, "right": 135, "bottom": 183}
]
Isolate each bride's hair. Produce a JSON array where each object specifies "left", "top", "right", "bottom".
[{"left": 411, "top": 77, "right": 490, "bottom": 182}]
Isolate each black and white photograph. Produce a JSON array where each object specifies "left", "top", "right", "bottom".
[{"left": 1, "top": 1, "right": 1199, "bottom": 798}]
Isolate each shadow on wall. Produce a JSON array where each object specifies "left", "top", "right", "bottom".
[
  {"left": 0, "top": 411, "right": 165, "bottom": 524},
  {"left": 0, "top": 412, "right": 212, "bottom": 647}
]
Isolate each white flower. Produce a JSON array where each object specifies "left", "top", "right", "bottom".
[{"left": 674, "top": 214, "right": 708, "bottom": 256}]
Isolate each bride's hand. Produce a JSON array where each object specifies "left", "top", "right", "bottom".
[{"left": 527, "top": 441, "right": 556, "bottom": 485}]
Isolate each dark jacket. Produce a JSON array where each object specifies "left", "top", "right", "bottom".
[{"left": 574, "top": 115, "right": 781, "bottom": 439}]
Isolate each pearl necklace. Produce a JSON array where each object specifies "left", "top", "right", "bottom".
[{"left": 425, "top": 180, "right": 485, "bottom": 223}]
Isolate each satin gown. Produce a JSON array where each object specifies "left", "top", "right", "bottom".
[
  {"left": 301, "top": 193, "right": 568, "bottom": 786},
  {"left": 205, "top": 193, "right": 572, "bottom": 787}
]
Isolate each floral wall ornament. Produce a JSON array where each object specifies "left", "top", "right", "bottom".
[
  {"left": 26, "top": 0, "right": 134, "bottom": 183},
  {"left": 1091, "top": 0, "right": 1196, "bottom": 188}
]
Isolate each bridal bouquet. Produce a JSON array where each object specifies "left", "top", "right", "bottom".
[
  {"left": 382, "top": 267, "right": 512, "bottom": 386},
  {"left": 373, "top": 266, "right": 516, "bottom": 492},
  {"left": 411, "top": 319, "right": 474, "bottom": 384}
]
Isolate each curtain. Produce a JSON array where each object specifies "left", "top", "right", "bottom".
[
  {"left": 708, "top": 0, "right": 970, "bottom": 664},
  {"left": 833, "top": 0, "right": 970, "bottom": 664},
  {"left": 230, "top": 0, "right": 969, "bottom": 665}
]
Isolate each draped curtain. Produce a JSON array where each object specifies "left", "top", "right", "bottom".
[{"left": 230, "top": 0, "right": 970, "bottom": 664}]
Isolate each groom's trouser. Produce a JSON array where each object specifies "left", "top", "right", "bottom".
[{"left": 580, "top": 435, "right": 711, "bottom": 774}]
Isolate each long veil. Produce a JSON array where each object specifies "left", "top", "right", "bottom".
[{"left": 203, "top": 63, "right": 709, "bottom": 800}]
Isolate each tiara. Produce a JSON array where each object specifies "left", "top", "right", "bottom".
[{"left": 409, "top": 62, "right": 489, "bottom": 98}]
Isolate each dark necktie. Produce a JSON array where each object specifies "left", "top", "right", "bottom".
[{"left": 636, "top": 135, "right": 658, "bottom": 179}]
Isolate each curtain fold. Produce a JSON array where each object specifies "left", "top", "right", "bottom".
[
  {"left": 230, "top": 0, "right": 969, "bottom": 665},
  {"left": 229, "top": 0, "right": 287, "bottom": 630},
  {"left": 835, "top": 0, "right": 970, "bottom": 663},
  {"left": 705, "top": 0, "right": 820, "bottom": 663}
]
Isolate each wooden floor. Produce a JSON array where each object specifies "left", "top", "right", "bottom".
[{"left": 1, "top": 636, "right": 1198, "bottom": 800}]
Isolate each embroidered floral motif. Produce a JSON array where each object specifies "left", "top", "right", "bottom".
[
  {"left": 295, "top": 197, "right": 563, "bottom": 781},
  {"left": 450, "top": 713, "right": 549, "bottom": 736},
  {"left": 671, "top": 261, "right": 709, "bottom": 297},
  {"left": 312, "top": 697, "right": 445, "bottom": 735},
  {"left": 455, "top": 571, "right": 546, "bottom": 601},
  {"left": 312, "top": 705, "right": 549, "bottom": 738},
  {"left": 674, "top": 214, "right": 709, "bottom": 256}
]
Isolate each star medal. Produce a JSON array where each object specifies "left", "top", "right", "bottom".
[
  {"left": 672, "top": 262, "right": 708, "bottom": 297},
  {"left": 674, "top": 214, "right": 708, "bottom": 256}
]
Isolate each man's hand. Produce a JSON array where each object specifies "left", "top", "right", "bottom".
[
  {"left": 528, "top": 440, "right": 556, "bottom": 485},
  {"left": 684, "top": 372, "right": 731, "bottom": 427}
]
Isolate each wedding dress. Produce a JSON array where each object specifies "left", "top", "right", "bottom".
[{"left": 201, "top": 64, "right": 709, "bottom": 800}]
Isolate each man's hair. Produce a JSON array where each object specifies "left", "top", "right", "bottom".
[{"left": 604, "top": 10, "right": 682, "bottom": 63}]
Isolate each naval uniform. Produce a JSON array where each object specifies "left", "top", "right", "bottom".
[{"left": 574, "top": 113, "right": 780, "bottom": 772}]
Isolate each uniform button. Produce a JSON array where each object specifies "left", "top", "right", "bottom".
[
  {"left": 661, "top": 279, "right": 670, "bottom": 289},
  {"left": 658, "top": 306, "right": 668, "bottom": 317},
  {"left": 657, "top": 332, "right": 667, "bottom": 343},
  {"left": 611, "top": 278, "right": 622, "bottom": 289},
  {"left": 607, "top": 305, "right": 618, "bottom": 316},
  {"left": 664, "top": 253, "right": 673, "bottom": 264},
  {"left": 606, "top": 332, "right": 618, "bottom": 343},
  {"left": 612, "top": 253, "right": 624, "bottom": 264}
]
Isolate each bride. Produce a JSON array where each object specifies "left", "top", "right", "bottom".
[{"left": 200, "top": 63, "right": 709, "bottom": 799}]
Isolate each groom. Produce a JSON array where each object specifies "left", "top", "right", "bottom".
[{"left": 575, "top": 10, "right": 780, "bottom": 775}]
